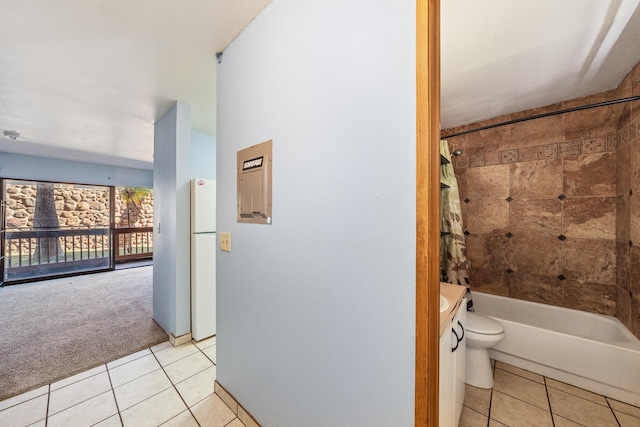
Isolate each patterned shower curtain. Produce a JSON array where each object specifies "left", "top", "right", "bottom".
[{"left": 440, "top": 139, "right": 473, "bottom": 310}]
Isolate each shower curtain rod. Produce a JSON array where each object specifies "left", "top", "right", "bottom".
[{"left": 443, "top": 95, "right": 640, "bottom": 139}]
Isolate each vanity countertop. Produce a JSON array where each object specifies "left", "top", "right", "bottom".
[{"left": 439, "top": 283, "right": 466, "bottom": 337}]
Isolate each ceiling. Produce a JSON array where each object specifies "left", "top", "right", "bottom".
[
  {"left": 0, "top": 1, "right": 639, "bottom": 170},
  {"left": 441, "top": 0, "right": 640, "bottom": 129},
  {"left": 0, "top": 0, "right": 271, "bottom": 169}
]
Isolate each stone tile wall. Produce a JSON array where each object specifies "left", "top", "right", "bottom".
[
  {"left": 614, "top": 61, "right": 640, "bottom": 337},
  {"left": 442, "top": 61, "right": 640, "bottom": 337}
]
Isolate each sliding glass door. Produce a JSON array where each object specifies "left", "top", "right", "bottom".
[{"left": 3, "top": 179, "right": 114, "bottom": 284}]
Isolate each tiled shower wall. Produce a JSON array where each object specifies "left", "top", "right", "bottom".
[
  {"left": 442, "top": 61, "right": 640, "bottom": 338},
  {"left": 614, "top": 62, "right": 640, "bottom": 338}
]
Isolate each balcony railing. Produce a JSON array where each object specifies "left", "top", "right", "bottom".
[
  {"left": 5, "top": 227, "right": 112, "bottom": 282},
  {"left": 3, "top": 226, "right": 154, "bottom": 283},
  {"left": 114, "top": 227, "right": 153, "bottom": 262}
]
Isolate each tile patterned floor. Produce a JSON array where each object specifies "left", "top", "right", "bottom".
[
  {"left": 3, "top": 340, "right": 640, "bottom": 427},
  {"left": 0, "top": 336, "right": 245, "bottom": 427},
  {"left": 461, "top": 360, "right": 640, "bottom": 427}
]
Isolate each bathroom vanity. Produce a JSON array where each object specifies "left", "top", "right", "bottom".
[{"left": 439, "top": 283, "right": 467, "bottom": 427}]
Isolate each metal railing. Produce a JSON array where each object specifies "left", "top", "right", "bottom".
[
  {"left": 6, "top": 227, "right": 111, "bottom": 266},
  {"left": 114, "top": 227, "right": 153, "bottom": 262},
  {"left": 3, "top": 226, "right": 153, "bottom": 283},
  {"left": 5, "top": 227, "right": 112, "bottom": 282}
]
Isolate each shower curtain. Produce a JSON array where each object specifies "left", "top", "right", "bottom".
[{"left": 440, "top": 139, "right": 473, "bottom": 310}]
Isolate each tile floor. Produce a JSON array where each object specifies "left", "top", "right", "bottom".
[
  {"left": 0, "top": 336, "right": 246, "bottom": 427},
  {"left": 3, "top": 340, "right": 640, "bottom": 427},
  {"left": 460, "top": 360, "right": 640, "bottom": 427}
]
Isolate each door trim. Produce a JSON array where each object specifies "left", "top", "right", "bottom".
[{"left": 415, "top": 0, "right": 441, "bottom": 425}]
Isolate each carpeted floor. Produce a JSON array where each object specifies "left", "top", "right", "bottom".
[{"left": 0, "top": 265, "right": 168, "bottom": 402}]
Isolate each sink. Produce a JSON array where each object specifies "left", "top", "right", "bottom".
[{"left": 440, "top": 295, "right": 450, "bottom": 313}]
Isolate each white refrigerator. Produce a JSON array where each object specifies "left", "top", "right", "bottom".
[{"left": 191, "top": 178, "right": 216, "bottom": 341}]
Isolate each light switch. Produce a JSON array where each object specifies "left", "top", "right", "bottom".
[{"left": 220, "top": 232, "right": 231, "bottom": 252}]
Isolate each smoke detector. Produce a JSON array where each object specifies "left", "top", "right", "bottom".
[{"left": 3, "top": 130, "right": 20, "bottom": 140}]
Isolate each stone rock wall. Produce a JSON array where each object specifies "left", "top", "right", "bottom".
[
  {"left": 5, "top": 184, "right": 153, "bottom": 229},
  {"left": 5, "top": 183, "right": 154, "bottom": 256}
]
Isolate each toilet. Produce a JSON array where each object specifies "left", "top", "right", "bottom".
[{"left": 465, "top": 312, "right": 505, "bottom": 389}]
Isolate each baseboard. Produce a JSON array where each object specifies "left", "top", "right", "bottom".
[
  {"left": 169, "top": 332, "right": 191, "bottom": 347},
  {"left": 215, "top": 381, "right": 261, "bottom": 427}
]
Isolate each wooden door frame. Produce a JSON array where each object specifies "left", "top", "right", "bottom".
[{"left": 415, "top": 0, "right": 440, "bottom": 425}]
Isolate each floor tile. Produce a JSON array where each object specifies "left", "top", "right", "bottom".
[
  {"left": 94, "top": 414, "right": 124, "bottom": 426},
  {"left": 114, "top": 368, "right": 173, "bottom": 411},
  {"left": 552, "top": 415, "right": 584, "bottom": 427},
  {"left": 48, "top": 371, "right": 112, "bottom": 415},
  {"left": 226, "top": 419, "right": 246, "bottom": 427},
  {"left": 493, "top": 368, "right": 549, "bottom": 410},
  {"left": 490, "top": 390, "right": 553, "bottom": 427},
  {"left": 151, "top": 341, "right": 172, "bottom": 352},
  {"left": 201, "top": 344, "right": 217, "bottom": 364},
  {"left": 214, "top": 384, "right": 238, "bottom": 414},
  {"left": 191, "top": 394, "right": 237, "bottom": 427},
  {"left": 459, "top": 406, "right": 488, "bottom": 427},
  {"left": 164, "top": 351, "right": 214, "bottom": 384},
  {"left": 547, "top": 387, "right": 618, "bottom": 427},
  {"left": 6, "top": 342, "right": 638, "bottom": 427},
  {"left": 0, "top": 385, "right": 48, "bottom": 412},
  {"left": 175, "top": 365, "right": 217, "bottom": 407},
  {"left": 109, "top": 354, "right": 161, "bottom": 388},
  {"left": 193, "top": 335, "right": 216, "bottom": 350},
  {"left": 463, "top": 384, "right": 492, "bottom": 416},
  {"left": 161, "top": 410, "right": 200, "bottom": 427},
  {"left": 47, "top": 391, "right": 118, "bottom": 427},
  {"left": 495, "top": 361, "right": 544, "bottom": 384},
  {"left": 107, "top": 348, "right": 152, "bottom": 370},
  {"left": 608, "top": 398, "right": 640, "bottom": 418},
  {"left": 616, "top": 411, "right": 640, "bottom": 427},
  {"left": 545, "top": 378, "right": 608, "bottom": 406},
  {"left": 50, "top": 364, "right": 106, "bottom": 391},
  {"left": 0, "top": 394, "right": 48, "bottom": 427},
  {"left": 120, "top": 387, "right": 187, "bottom": 427},
  {"left": 153, "top": 342, "right": 199, "bottom": 367}
]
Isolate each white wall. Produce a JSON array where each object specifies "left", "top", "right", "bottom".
[
  {"left": 190, "top": 130, "right": 216, "bottom": 179},
  {"left": 152, "top": 101, "right": 192, "bottom": 337},
  {"left": 216, "top": 1, "right": 416, "bottom": 425},
  {"left": 0, "top": 152, "right": 152, "bottom": 187}
]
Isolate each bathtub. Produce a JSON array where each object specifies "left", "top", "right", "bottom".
[{"left": 472, "top": 292, "right": 640, "bottom": 406}]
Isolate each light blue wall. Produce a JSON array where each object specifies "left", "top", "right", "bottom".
[
  {"left": 216, "top": 1, "right": 416, "bottom": 425},
  {"left": 190, "top": 130, "right": 216, "bottom": 179},
  {"left": 152, "top": 101, "right": 192, "bottom": 337},
  {"left": 0, "top": 152, "right": 152, "bottom": 187}
]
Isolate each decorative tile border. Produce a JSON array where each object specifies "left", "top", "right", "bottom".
[
  {"left": 518, "top": 146, "right": 538, "bottom": 162},
  {"left": 539, "top": 143, "right": 558, "bottom": 159},
  {"left": 617, "top": 117, "right": 640, "bottom": 150},
  {"left": 450, "top": 134, "right": 617, "bottom": 169}
]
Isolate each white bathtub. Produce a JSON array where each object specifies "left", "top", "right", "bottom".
[{"left": 472, "top": 292, "right": 640, "bottom": 406}]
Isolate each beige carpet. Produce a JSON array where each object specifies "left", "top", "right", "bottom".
[{"left": 0, "top": 265, "right": 168, "bottom": 401}]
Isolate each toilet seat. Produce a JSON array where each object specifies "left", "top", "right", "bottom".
[{"left": 466, "top": 312, "right": 504, "bottom": 335}]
